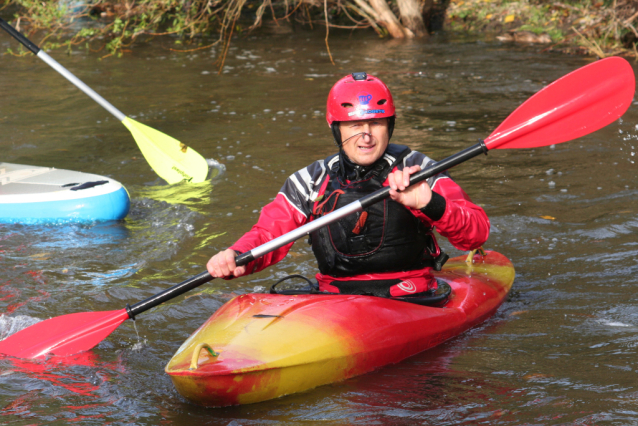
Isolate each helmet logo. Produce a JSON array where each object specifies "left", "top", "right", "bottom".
[
  {"left": 348, "top": 109, "right": 385, "bottom": 117},
  {"left": 358, "top": 93, "right": 373, "bottom": 106}
]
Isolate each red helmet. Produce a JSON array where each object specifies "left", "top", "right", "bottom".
[{"left": 326, "top": 72, "right": 395, "bottom": 126}]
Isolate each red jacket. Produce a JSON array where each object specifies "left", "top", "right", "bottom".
[{"left": 230, "top": 147, "right": 490, "bottom": 286}]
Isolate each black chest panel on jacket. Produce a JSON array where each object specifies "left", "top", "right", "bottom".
[{"left": 310, "top": 144, "right": 439, "bottom": 277}]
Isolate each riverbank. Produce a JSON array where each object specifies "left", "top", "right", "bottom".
[
  {"left": 3, "top": 0, "right": 637, "bottom": 61},
  {"left": 447, "top": 0, "right": 638, "bottom": 59}
]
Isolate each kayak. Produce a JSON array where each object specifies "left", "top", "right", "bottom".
[
  {"left": 165, "top": 250, "right": 515, "bottom": 407},
  {"left": 0, "top": 162, "right": 130, "bottom": 223}
]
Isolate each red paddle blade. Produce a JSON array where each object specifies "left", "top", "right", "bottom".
[
  {"left": 485, "top": 57, "right": 635, "bottom": 150},
  {"left": 0, "top": 309, "right": 129, "bottom": 359}
]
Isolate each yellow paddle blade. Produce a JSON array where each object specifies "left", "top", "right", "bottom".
[{"left": 122, "top": 117, "right": 209, "bottom": 184}]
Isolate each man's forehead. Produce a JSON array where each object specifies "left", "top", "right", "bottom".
[{"left": 342, "top": 118, "right": 388, "bottom": 125}]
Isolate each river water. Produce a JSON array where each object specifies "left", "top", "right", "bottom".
[{"left": 0, "top": 27, "right": 637, "bottom": 424}]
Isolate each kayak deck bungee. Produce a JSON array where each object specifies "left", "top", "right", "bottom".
[
  {"left": 0, "top": 162, "right": 130, "bottom": 223},
  {"left": 166, "top": 250, "right": 515, "bottom": 407}
]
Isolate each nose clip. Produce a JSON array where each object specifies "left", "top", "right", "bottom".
[{"left": 342, "top": 131, "right": 372, "bottom": 145}]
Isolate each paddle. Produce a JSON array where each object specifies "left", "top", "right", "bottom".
[
  {"left": 0, "top": 57, "right": 633, "bottom": 359},
  {"left": 0, "top": 18, "right": 209, "bottom": 184}
]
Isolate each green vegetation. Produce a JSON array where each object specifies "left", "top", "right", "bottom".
[
  {"left": 448, "top": 0, "right": 638, "bottom": 58},
  {"left": 3, "top": 1, "right": 231, "bottom": 57},
  {"left": 3, "top": 0, "right": 638, "bottom": 62}
]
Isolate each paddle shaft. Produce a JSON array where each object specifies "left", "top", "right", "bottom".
[
  {"left": 126, "top": 141, "right": 488, "bottom": 318},
  {"left": 0, "top": 18, "right": 126, "bottom": 121}
]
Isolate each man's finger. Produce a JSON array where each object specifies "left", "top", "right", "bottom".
[
  {"left": 388, "top": 171, "right": 397, "bottom": 191},
  {"left": 225, "top": 250, "right": 237, "bottom": 269}
]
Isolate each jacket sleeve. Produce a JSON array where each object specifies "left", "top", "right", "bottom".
[
  {"left": 228, "top": 161, "right": 326, "bottom": 275},
  {"left": 229, "top": 193, "right": 308, "bottom": 275},
  {"left": 400, "top": 151, "right": 490, "bottom": 251},
  {"left": 414, "top": 176, "right": 490, "bottom": 251}
]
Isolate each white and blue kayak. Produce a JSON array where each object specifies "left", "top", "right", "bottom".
[{"left": 0, "top": 162, "right": 130, "bottom": 223}]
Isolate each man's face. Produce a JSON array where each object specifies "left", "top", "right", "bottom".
[{"left": 339, "top": 118, "right": 389, "bottom": 166}]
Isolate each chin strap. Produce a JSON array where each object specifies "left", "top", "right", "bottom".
[{"left": 331, "top": 123, "right": 342, "bottom": 147}]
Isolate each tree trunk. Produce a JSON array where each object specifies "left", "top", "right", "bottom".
[
  {"left": 424, "top": 0, "right": 450, "bottom": 32},
  {"left": 367, "top": 0, "right": 413, "bottom": 38},
  {"left": 397, "top": 0, "right": 427, "bottom": 37},
  {"left": 420, "top": 0, "right": 434, "bottom": 31}
]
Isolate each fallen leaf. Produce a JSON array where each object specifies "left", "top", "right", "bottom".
[
  {"left": 29, "top": 253, "right": 51, "bottom": 259},
  {"left": 504, "top": 14, "right": 515, "bottom": 23},
  {"left": 540, "top": 215, "right": 555, "bottom": 220},
  {"left": 524, "top": 373, "right": 552, "bottom": 380},
  {"left": 184, "top": 291, "right": 205, "bottom": 300}
]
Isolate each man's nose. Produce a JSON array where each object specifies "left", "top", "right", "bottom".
[{"left": 361, "top": 125, "right": 372, "bottom": 141}]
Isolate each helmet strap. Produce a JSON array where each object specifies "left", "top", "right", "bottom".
[
  {"left": 331, "top": 122, "right": 342, "bottom": 147},
  {"left": 387, "top": 116, "right": 395, "bottom": 140}
]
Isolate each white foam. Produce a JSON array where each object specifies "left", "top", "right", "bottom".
[{"left": 600, "top": 320, "right": 632, "bottom": 327}]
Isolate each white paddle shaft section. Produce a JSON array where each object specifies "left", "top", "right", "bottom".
[
  {"left": 37, "top": 51, "right": 127, "bottom": 122},
  {"left": 249, "top": 200, "right": 363, "bottom": 259}
]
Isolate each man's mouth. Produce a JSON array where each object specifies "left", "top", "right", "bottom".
[{"left": 357, "top": 144, "right": 375, "bottom": 152}]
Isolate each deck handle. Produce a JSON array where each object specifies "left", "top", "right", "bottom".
[
  {"left": 465, "top": 247, "right": 487, "bottom": 265},
  {"left": 189, "top": 343, "right": 219, "bottom": 370}
]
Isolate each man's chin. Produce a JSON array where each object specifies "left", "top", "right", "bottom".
[{"left": 354, "top": 158, "right": 376, "bottom": 166}]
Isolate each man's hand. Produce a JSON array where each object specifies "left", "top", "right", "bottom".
[
  {"left": 207, "top": 248, "right": 247, "bottom": 278},
  {"left": 388, "top": 165, "right": 432, "bottom": 210}
]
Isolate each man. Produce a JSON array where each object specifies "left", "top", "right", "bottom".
[{"left": 207, "top": 72, "right": 489, "bottom": 297}]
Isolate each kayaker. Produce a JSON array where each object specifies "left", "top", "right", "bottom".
[{"left": 207, "top": 72, "right": 490, "bottom": 297}]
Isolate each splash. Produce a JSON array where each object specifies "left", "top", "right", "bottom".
[{"left": 207, "top": 158, "right": 226, "bottom": 179}]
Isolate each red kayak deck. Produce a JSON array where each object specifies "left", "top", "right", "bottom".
[{"left": 166, "top": 250, "right": 515, "bottom": 406}]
